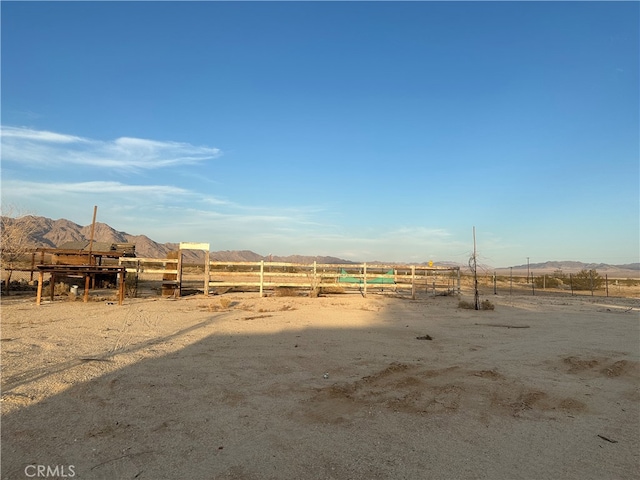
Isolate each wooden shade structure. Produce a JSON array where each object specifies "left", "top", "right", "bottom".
[{"left": 36, "top": 264, "right": 126, "bottom": 305}]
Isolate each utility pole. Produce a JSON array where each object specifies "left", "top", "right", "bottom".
[
  {"left": 87, "top": 205, "right": 98, "bottom": 265},
  {"left": 527, "top": 257, "right": 530, "bottom": 283}
]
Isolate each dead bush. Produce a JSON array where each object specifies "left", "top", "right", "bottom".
[
  {"left": 458, "top": 299, "right": 495, "bottom": 311},
  {"left": 318, "top": 286, "right": 346, "bottom": 295},
  {"left": 480, "top": 299, "right": 495, "bottom": 310},
  {"left": 275, "top": 287, "right": 300, "bottom": 297},
  {"left": 458, "top": 300, "right": 475, "bottom": 309}
]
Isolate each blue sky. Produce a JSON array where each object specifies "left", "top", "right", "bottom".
[{"left": 1, "top": 2, "right": 638, "bottom": 266}]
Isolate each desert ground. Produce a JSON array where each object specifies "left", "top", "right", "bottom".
[{"left": 1, "top": 287, "right": 639, "bottom": 480}]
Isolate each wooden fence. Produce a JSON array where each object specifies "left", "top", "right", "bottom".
[{"left": 119, "top": 257, "right": 461, "bottom": 298}]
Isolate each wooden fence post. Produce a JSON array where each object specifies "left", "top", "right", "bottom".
[
  {"left": 83, "top": 274, "right": 90, "bottom": 302},
  {"left": 259, "top": 260, "right": 264, "bottom": 297},
  {"left": 411, "top": 265, "right": 416, "bottom": 300},
  {"left": 36, "top": 271, "right": 44, "bottom": 305},
  {"left": 313, "top": 261, "right": 317, "bottom": 294},
  {"left": 204, "top": 250, "right": 210, "bottom": 296},
  {"left": 30, "top": 252, "right": 36, "bottom": 282},
  {"left": 176, "top": 250, "right": 183, "bottom": 298},
  {"left": 363, "top": 263, "right": 367, "bottom": 297},
  {"left": 118, "top": 268, "right": 125, "bottom": 305}
]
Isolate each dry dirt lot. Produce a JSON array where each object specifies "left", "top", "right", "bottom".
[{"left": 1, "top": 289, "right": 639, "bottom": 480}]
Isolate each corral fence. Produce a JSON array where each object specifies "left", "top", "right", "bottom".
[
  {"left": 468, "top": 271, "right": 639, "bottom": 298},
  {"left": 118, "top": 257, "right": 462, "bottom": 299},
  {"left": 3, "top": 250, "right": 637, "bottom": 300}
]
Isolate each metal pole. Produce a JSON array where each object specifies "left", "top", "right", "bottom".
[
  {"left": 473, "top": 227, "right": 479, "bottom": 310},
  {"left": 570, "top": 273, "right": 574, "bottom": 296}
]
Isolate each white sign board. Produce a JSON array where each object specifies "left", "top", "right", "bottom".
[{"left": 179, "top": 242, "right": 210, "bottom": 251}]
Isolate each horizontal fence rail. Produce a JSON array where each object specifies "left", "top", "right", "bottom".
[
  {"left": 119, "top": 258, "right": 461, "bottom": 298},
  {"left": 3, "top": 262, "right": 638, "bottom": 300}
]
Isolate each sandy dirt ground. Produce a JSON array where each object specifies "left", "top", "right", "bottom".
[{"left": 1, "top": 288, "right": 639, "bottom": 480}]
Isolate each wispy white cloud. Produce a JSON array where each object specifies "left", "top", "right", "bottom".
[
  {"left": 2, "top": 180, "right": 189, "bottom": 197},
  {"left": 0, "top": 126, "right": 221, "bottom": 170},
  {"left": 1, "top": 176, "right": 472, "bottom": 261}
]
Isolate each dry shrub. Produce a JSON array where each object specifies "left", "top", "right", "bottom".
[
  {"left": 275, "top": 287, "right": 299, "bottom": 297},
  {"left": 202, "top": 297, "right": 233, "bottom": 312},
  {"left": 481, "top": 299, "right": 495, "bottom": 310},
  {"left": 458, "top": 300, "right": 475, "bottom": 309},
  {"left": 43, "top": 282, "right": 70, "bottom": 297},
  {"left": 318, "top": 286, "right": 345, "bottom": 295},
  {"left": 458, "top": 299, "right": 495, "bottom": 311},
  {"left": 124, "top": 274, "right": 138, "bottom": 298}
]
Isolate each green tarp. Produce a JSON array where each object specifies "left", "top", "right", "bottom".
[{"left": 338, "top": 269, "right": 395, "bottom": 284}]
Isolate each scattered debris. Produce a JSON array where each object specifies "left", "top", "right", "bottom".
[
  {"left": 474, "top": 323, "right": 530, "bottom": 329},
  {"left": 597, "top": 434, "right": 618, "bottom": 444},
  {"left": 90, "top": 450, "right": 155, "bottom": 470},
  {"left": 323, "top": 373, "right": 329, "bottom": 379},
  {"left": 416, "top": 335, "right": 433, "bottom": 340},
  {"left": 242, "top": 314, "right": 273, "bottom": 321}
]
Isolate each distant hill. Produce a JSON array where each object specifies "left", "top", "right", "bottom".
[
  {"left": 4, "top": 215, "right": 354, "bottom": 264},
  {"left": 3, "top": 215, "right": 637, "bottom": 275},
  {"left": 494, "top": 261, "right": 640, "bottom": 278}
]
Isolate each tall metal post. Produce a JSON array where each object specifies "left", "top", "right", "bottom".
[{"left": 473, "top": 227, "right": 479, "bottom": 310}]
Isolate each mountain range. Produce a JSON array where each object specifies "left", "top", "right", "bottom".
[
  {"left": 5, "top": 215, "right": 639, "bottom": 276},
  {"left": 6, "top": 215, "right": 354, "bottom": 265}
]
